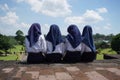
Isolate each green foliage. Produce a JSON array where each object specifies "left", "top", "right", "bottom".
[
  {"left": 0, "top": 54, "right": 17, "bottom": 61},
  {"left": 111, "top": 33, "right": 120, "bottom": 54},
  {"left": 0, "top": 34, "right": 14, "bottom": 52},
  {"left": 93, "top": 33, "right": 114, "bottom": 42},
  {"left": 99, "top": 48, "right": 116, "bottom": 55},
  {"left": 93, "top": 33, "right": 113, "bottom": 49},
  {"left": 93, "top": 33, "right": 105, "bottom": 40},
  {"left": 0, "top": 33, "right": 20, "bottom": 56},
  {"left": 8, "top": 45, "right": 24, "bottom": 53},
  {"left": 96, "top": 48, "right": 116, "bottom": 60},
  {"left": 95, "top": 41, "right": 110, "bottom": 49},
  {"left": 96, "top": 54, "right": 104, "bottom": 60},
  {"left": 0, "top": 45, "right": 24, "bottom": 61},
  {"left": 8, "top": 36, "right": 18, "bottom": 45},
  {"left": 15, "top": 30, "right": 25, "bottom": 45},
  {"left": 16, "top": 30, "right": 24, "bottom": 36}
]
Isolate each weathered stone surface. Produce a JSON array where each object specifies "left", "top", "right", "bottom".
[
  {"left": 55, "top": 72, "right": 73, "bottom": 80},
  {"left": 0, "top": 60, "right": 120, "bottom": 80},
  {"left": 39, "top": 75, "right": 56, "bottom": 80}
]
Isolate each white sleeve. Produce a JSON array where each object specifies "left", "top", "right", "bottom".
[
  {"left": 81, "top": 43, "right": 92, "bottom": 54},
  {"left": 31, "top": 35, "right": 46, "bottom": 53},
  {"left": 64, "top": 38, "right": 67, "bottom": 52},
  {"left": 46, "top": 41, "right": 53, "bottom": 54},
  {"left": 81, "top": 43, "right": 85, "bottom": 54},
  {"left": 41, "top": 35, "right": 47, "bottom": 53},
  {"left": 24, "top": 38, "right": 29, "bottom": 53}
]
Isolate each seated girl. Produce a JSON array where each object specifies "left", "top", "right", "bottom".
[
  {"left": 63, "top": 24, "right": 82, "bottom": 63},
  {"left": 81, "top": 25, "right": 96, "bottom": 62},
  {"left": 45, "top": 24, "right": 64, "bottom": 63},
  {"left": 25, "top": 23, "right": 46, "bottom": 63}
]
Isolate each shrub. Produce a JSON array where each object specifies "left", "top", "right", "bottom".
[{"left": 111, "top": 33, "right": 120, "bottom": 54}]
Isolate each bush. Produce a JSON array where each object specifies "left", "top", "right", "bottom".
[
  {"left": 95, "top": 41, "right": 110, "bottom": 49},
  {"left": 15, "top": 30, "right": 25, "bottom": 45},
  {"left": 0, "top": 34, "right": 14, "bottom": 55},
  {"left": 111, "top": 33, "right": 120, "bottom": 54}
]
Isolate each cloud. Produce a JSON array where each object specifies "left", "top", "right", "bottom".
[
  {"left": 0, "top": 11, "right": 19, "bottom": 25},
  {"left": 104, "top": 23, "right": 111, "bottom": 30},
  {"left": 20, "top": 22, "right": 30, "bottom": 28},
  {"left": 65, "top": 9, "right": 104, "bottom": 25},
  {"left": 97, "top": 8, "right": 108, "bottom": 13},
  {"left": 16, "top": 0, "right": 24, "bottom": 3},
  {"left": 0, "top": 11, "right": 30, "bottom": 28},
  {"left": 93, "top": 23, "right": 112, "bottom": 35},
  {"left": 0, "top": 4, "right": 30, "bottom": 35},
  {"left": 65, "top": 16, "right": 84, "bottom": 25},
  {"left": 83, "top": 10, "right": 103, "bottom": 22},
  {"left": 0, "top": 11, "right": 30, "bottom": 35},
  {"left": 0, "top": 3, "right": 9, "bottom": 11},
  {"left": 16, "top": 0, "right": 72, "bottom": 17}
]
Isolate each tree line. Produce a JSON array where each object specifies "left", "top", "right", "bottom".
[
  {"left": 0, "top": 30, "right": 24, "bottom": 55},
  {"left": 0, "top": 30, "right": 120, "bottom": 55}
]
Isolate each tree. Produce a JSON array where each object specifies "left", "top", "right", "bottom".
[
  {"left": 8, "top": 36, "right": 18, "bottom": 45},
  {"left": 0, "top": 34, "right": 14, "bottom": 56},
  {"left": 95, "top": 41, "right": 110, "bottom": 49},
  {"left": 15, "top": 30, "right": 25, "bottom": 45},
  {"left": 0, "top": 34, "right": 3, "bottom": 49},
  {"left": 111, "top": 33, "right": 120, "bottom": 54}
]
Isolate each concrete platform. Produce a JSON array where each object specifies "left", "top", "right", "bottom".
[{"left": 0, "top": 60, "right": 120, "bottom": 80}]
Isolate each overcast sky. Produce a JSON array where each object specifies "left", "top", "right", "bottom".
[{"left": 0, "top": 0, "right": 120, "bottom": 36}]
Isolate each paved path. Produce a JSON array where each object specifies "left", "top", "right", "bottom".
[{"left": 0, "top": 60, "right": 120, "bottom": 80}]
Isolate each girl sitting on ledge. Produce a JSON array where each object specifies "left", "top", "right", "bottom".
[
  {"left": 45, "top": 24, "right": 65, "bottom": 63},
  {"left": 63, "top": 24, "right": 82, "bottom": 63},
  {"left": 81, "top": 25, "right": 96, "bottom": 62},
  {"left": 25, "top": 23, "right": 46, "bottom": 63}
]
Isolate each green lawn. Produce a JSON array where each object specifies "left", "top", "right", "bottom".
[
  {"left": 100, "top": 48, "right": 116, "bottom": 55},
  {"left": 8, "top": 45, "right": 24, "bottom": 54},
  {"left": 0, "top": 54, "right": 18, "bottom": 61},
  {"left": 0, "top": 45, "right": 24, "bottom": 61},
  {"left": 96, "top": 54, "right": 104, "bottom": 60},
  {"left": 96, "top": 48, "right": 117, "bottom": 60}
]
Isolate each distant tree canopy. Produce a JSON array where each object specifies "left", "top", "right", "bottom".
[
  {"left": 111, "top": 33, "right": 120, "bottom": 54},
  {"left": 0, "top": 33, "right": 15, "bottom": 55},
  {"left": 93, "top": 33, "right": 114, "bottom": 43},
  {"left": 93, "top": 33, "right": 113, "bottom": 49},
  {"left": 95, "top": 41, "right": 110, "bottom": 49},
  {"left": 15, "top": 30, "right": 25, "bottom": 45},
  {"left": 16, "top": 30, "right": 24, "bottom": 36}
]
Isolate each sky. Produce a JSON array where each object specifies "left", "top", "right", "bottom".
[{"left": 0, "top": 0, "right": 120, "bottom": 36}]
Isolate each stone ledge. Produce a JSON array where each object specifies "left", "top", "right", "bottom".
[
  {"left": 0, "top": 60, "right": 120, "bottom": 80},
  {"left": 104, "top": 54, "right": 120, "bottom": 59}
]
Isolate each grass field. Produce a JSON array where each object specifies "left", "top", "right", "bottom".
[
  {"left": 0, "top": 46, "right": 117, "bottom": 61},
  {"left": 0, "top": 54, "right": 18, "bottom": 61},
  {"left": 0, "top": 45, "right": 24, "bottom": 61},
  {"left": 96, "top": 48, "right": 117, "bottom": 60}
]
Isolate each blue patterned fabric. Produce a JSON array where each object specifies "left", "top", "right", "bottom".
[
  {"left": 82, "top": 25, "right": 96, "bottom": 53},
  {"left": 66, "top": 24, "right": 82, "bottom": 48},
  {"left": 46, "top": 24, "right": 63, "bottom": 51},
  {"left": 27, "top": 23, "right": 41, "bottom": 47}
]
